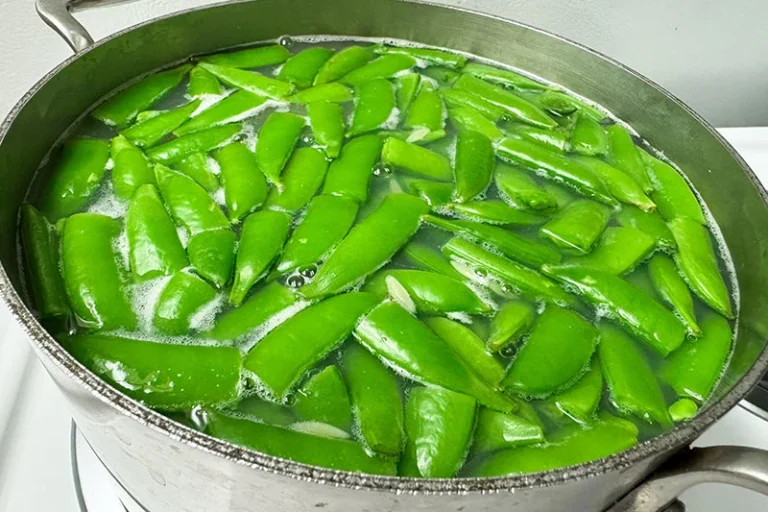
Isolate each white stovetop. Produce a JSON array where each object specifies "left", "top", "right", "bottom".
[{"left": 1, "top": 128, "right": 767, "bottom": 512}]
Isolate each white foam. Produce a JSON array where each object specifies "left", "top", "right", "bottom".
[
  {"left": 86, "top": 182, "right": 128, "bottom": 219},
  {"left": 237, "top": 300, "right": 311, "bottom": 352},
  {"left": 130, "top": 275, "right": 172, "bottom": 333},
  {"left": 381, "top": 106, "right": 401, "bottom": 131},
  {"left": 206, "top": 155, "right": 222, "bottom": 175},
  {"left": 213, "top": 187, "right": 227, "bottom": 207},
  {"left": 189, "top": 293, "right": 225, "bottom": 333}
]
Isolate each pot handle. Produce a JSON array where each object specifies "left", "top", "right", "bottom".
[{"left": 608, "top": 446, "right": 768, "bottom": 512}]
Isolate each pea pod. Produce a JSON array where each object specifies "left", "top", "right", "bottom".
[
  {"left": 542, "top": 265, "right": 686, "bottom": 356},
  {"left": 441, "top": 89, "right": 504, "bottom": 121},
  {"left": 301, "top": 194, "right": 429, "bottom": 299},
  {"left": 402, "top": 242, "right": 464, "bottom": 280},
  {"left": 668, "top": 217, "right": 733, "bottom": 318},
  {"left": 265, "top": 147, "right": 329, "bottom": 213},
  {"left": 354, "top": 302, "right": 516, "bottom": 412},
  {"left": 542, "top": 182, "right": 575, "bottom": 209},
  {"left": 153, "top": 270, "right": 218, "bottom": 335},
  {"left": 572, "top": 156, "right": 656, "bottom": 212},
  {"left": 529, "top": 90, "right": 604, "bottom": 121},
  {"left": 375, "top": 45, "right": 467, "bottom": 69},
  {"left": 566, "top": 226, "right": 656, "bottom": 275},
  {"left": 230, "top": 210, "right": 292, "bottom": 306},
  {"left": 395, "top": 73, "right": 422, "bottom": 113},
  {"left": 453, "top": 130, "right": 494, "bottom": 203},
  {"left": 235, "top": 397, "right": 296, "bottom": 426},
  {"left": 648, "top": 253, "right": 701, "bottom": 335},
  {"left": 381, "top": 137, "right": 452, "bottom": 181},
  {"left": 472, "top": 408, "right": 544, "bottom": 453},
  {"left": 340, "top": 54, "right": 416, "bottom": 85},
  {"left": 661, "top": 312, "right": 733, "bottom": 402},
  {"left": 570, "top": 115, "right": 608, "bottom": 156},
  {"left": 206, "top": 411, "right": 396, "bottom": 475},
  {"left": 397, "top": 177, "right": 450, "bottom": 209},
  {"left": 599, "top": 323, "right": 671, "bottom": 426},
  {"left": 322, "top": 134, "right": 383, "bottom": 203},
  {"left": 122, "top": 100, "right": 201, "bottom": 148},
  {"left": 208, "top": 282, "right": 297, "bottom": 342},
  {"left": 288, "top": 82, "right": 354, "bottom": 104},
  {"left": 349, "top": 78, "right": 396, "bottom": 136},
  {"left": 255, "top": 112, "right": 306, "bottom": 187},
  {"left": 187, "top": 229, "right": 236, "bottom": 288},
  {"left": 202, "top": 45, "right": 291, "bottom": 69},
  {"left": 541, "top": 362, "right": 603, "bottom": 424},
  {"left": 19, "top": 204, "right": 69, "bottom": 319},
  {"left": 198, "top": 63, "right": 296, "bottom": 99},
  {"left": 294, "top": 366, "right": 352, "bottom": 431},
  {"left": 505, "top": 124, "right": 569, "bottom": 153},
  {"left": 448, "top": 106, "right": 504, "bottom": 141},
  {"left": 39, "top": 139, "right": 110, "bottom": 221},
  {"left": 126, "top": 184, "right": 188, "bottom": 280},
  {"left": 615, "top": 205, "right": 675, "bottom": 250},
  {"left": 669, "top": 398, "right": 698, "bottom": 422},
  {"left": 174, "top": 91, "right": 266, "bottom": 136},
  {"left": 154, "top": 164, "right": 229, "bottom": 235},
  {"left": 342, "top": 344, "right": 404, "bottom": 458},
  {"left": 539, "top": 200, "right": 611, "bottom": 254},
  {"left": 214, "top": 142, "right": 268, "bottom": 222},
  {"left": 495, "top": 164, "right": 558, "bottom": 211},
  {"left": 606, "top": 124, "right": 652, "bottom": 192},
  {"left": 641, "top": 150, "right": 706, "bottom": 224},
  {"left": 244, "top": 292, "right": 380, "bottom": 400},
  {"left": 93, "top": 65, "right": 191, "bottom": 126},
  {"left": 147, "top": 124, "right": 241, "bottom": 165},
  {"left": 277, "top": 47, "right": 333, "bottom": 88},
  {"left": 111, "top": 135, "right": 155, "bottom": 200},
  {"left": 308, "top": 102, "right": 345, "bottom": 158},
  {"left": 187, "top": 66, "right": 222, "bottom": 97},
  {"left": 462, "top": 62, "right": 546, "bottom": 91},
  {"left": 487, "top": 300, "right": 535, "bottom": 353},
  {"left": 422, "top": 67, "right": 460, "bottom": 86},
  {"left": 404, "top": 82, "right": 446, "bottom": 141},
  {"left": 314, "top": 46, "right": 374, "bottom": 85}
]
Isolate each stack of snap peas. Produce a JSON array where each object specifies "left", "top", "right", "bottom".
[{"left": 20, "top": 39, "right": 736, "bottom": 478}]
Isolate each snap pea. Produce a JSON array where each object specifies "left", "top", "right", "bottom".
[
  {"left": 272, "top": 195, "right": 358, "bottom": 278},
  {"left": 354, "top": 302, "right": 516, "bottom": 412},
  {"left": 441, "top": 89, "right": 505, "bottom": 121},
  {"left": 122, "top": 100, "right": 201, "bottom": 148},
  {"left": 661, "top": 312, "right": 733, "bottom": 402},
  {"left": 401, "top": 178, "right": 454, "bottom": 207},
  {"left": 570, "top": 115, "right": 608, "bottom": 156},
  {"left": 93, "top": 65, "right": 191, "bottom": 127},
  {"left": 425, "top": 316, "right": 506, "bottom": 387},
  {"left": 208, "top": 282, "right": 297, "bottom": 342},
  {"left": 404, "top": 82, "right": 446, "bottom": 141},
  {"left": 472, "top": 408, "right": 544, "bottom": 453},
  {"left": 421, "top": 66, "right": 460, "bottom": 86},
  {"left": 572, "top": 156, "right": 656, "bottom": 212},
  {"left": 648, "top": 253, "right": 701, "bottom": 335},
  {"left": 294, "top": 365, "right": 352, "bottom": 431},
  {"left": 374, "top": 45, "right": 467, "bottom": 69},
  {"left": 277, "top": 47, "right": 333, "bottom": 88},
  {"left": 539, "top": 200, "right": 611, "bottom": 254},
  {"left": 541, "top": 362, "right": 603, "bottom": 424},
  {"left": 206, "top": 411, "right": 396, "bottom": 475},
  {"left": 198, "top": 63, "right": 296, "bottom": 99},
  {"left": 462, "top": 62, "right": 546, "bottom": 91},
  {"left": 214, "top": 142, "right": 268, "bottom": 222},
  {"left": 641, "top": 150, "right": 706, "bottom": 224},
  {"left": 669, "top": 398, "right": 699, "bottom": 422},
  {"left": 110, "top": 135, "right": 154, "bottom": 200},
  {"left": 314, "top": 45, "right": 374, "bottom": 85},
  {"left": 599, "top": 323, "right": 671, "bottom": 426},
  {"left": 566, "top": 226, "right": 656, "bottom": 275},
  {"left": 153, "top": 270, "right": 218, "bottom": 335},
  {"left": 187, "top": 66, "right": 222, "bottom": 97},
  {"left": 453, "top": 130, "right": 494, "bottom": 203},
  {"left": 349, "top": 78, "right": 396, "bottom": 136},
  {"left": 39, "top": 139, "right": 110, "bottom": 221},
  {"left": 288, "top": 83, "right": 354, "bottom": 104},
  {"left": 401, "top": 387, "right": 476, "bottom": 478},
  {"left": 230, "top": 210, "right": 292, "bottom": 306},
  {"left": 308, "top": 102, "right": 345, "bottom": 158},
  {"left": 244, "top": 292, "right": 380, "bottom": 400},
  {"left": 61, "top": 213, "right": 136, "bottom": 331},
  {"left": 202, "top": 44, "right": 291, "bottom": 69},
  {"left": 19, "top": 204, "right": 69, "bottom": 319},
  {"left": 443, "top": 238, "right": 580, "bottom": 308},
  {"left": 496, "top": 137, "right": 617, "bottom": 206},
  {"left": 301, "top": 194, "right": 429, "bottom": 299},
  {"left": 401, "top": 242, "right": 464, "bottom": 280},
  {"left": 505, "top": 124, "right": 569, "bottom": 153},
  {"left": 265, "top": 147, "right": 328, "bottom": 213},
  {"left": 342, "top": 344, "right": 404, "bottom": 458},
  {"left": 448, "top": 106, "right": 504, "bottom": 141},
  {"left": 187, "top": 229, "right": 236, "bottom": 288},
  {"left": 615, "top": 205, "right": 675, "bottom": 250},
  {"left": 255, "top": 112, "right": 306, "bottom": 187},
  {"left": 126, "top": 184, "right": 188, "bottom": 280},
  {"left": 174, "top": 91, "right": 266, "bottom": 136},
  {"left": 542, "top": 265, "right": 686, "bottom": 356},
  {"left": 340, "top": 54, "right": 416, "bottom": 85},
  {"left": 541, "top": 181, "right": 575, "bottom": 209},
  {"left": 234, "top": 396, "right": 296, "bottom": 426},
  {"left": 494, "top": 164, "right": 558, "bottom": 211},
  {"left": 668, "top": 217, "right": 733, "bottom": 318},
  {"left": 147, "top": 124, "right": 242, "bottom": 165},
  {"left": 606, "top": 124, "right": 652, "bottom": 192},
  {"left": 322, "top": 134, "right": 383, "bottom": 202},
  {"left": 529, "top": 90, "right": 604, "bottom": 121},
  {"left": 395, "top": 73, "right": 421, "bottom": 113},
  {"left": 626, "top": 268, "right": 658, "bottom": 298},
  {"left": 154, "top": 164, "right": 229, "bottom": 235},
  {"left": 381, "top": 137, "right": 452, "bottom": 181},
  {"left": 487, "top": 300, "right": 535, "bottom": 353}
]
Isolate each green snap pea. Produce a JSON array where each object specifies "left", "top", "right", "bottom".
[
  {"left": 206, "top": 411, "right": 396, "bottom": 475},
  {"left": 599, "top": 323, "right": 671, "bottom": 426},
  {"left": 441, "top": 89, "right": 505, "bottom": 121},
  {"left": 401, "top": 387, "right": 476, "bottom": 478},
  {"left": 153, "top": 270, "right": 218, "bottom": 335},
  {"left": 244, "top": 292, "right": 380, "bottom": 400},
  {"left": 277, "top": 47, "right": 333, "bottom": 88},
  {"left": 572, "top": 156, "right": 655, "bottom": 212},
  {"left": 542, "top": 182, "right": 575, "bottom": 209},
  {"left": 448, "top": 106, "right": 504, "bottom": 141},
  {"left": 135, "top": 110, "right": 162, "bottom": 123},
  {"left": 322, "top": 134, "right": 383, "bottom": 203},
  {"left": 669, "top": 398, "right": 698, "bottom": 422},
  {"left": 375, "top": 45, "right": 467, "bottom": 69},
  {"left": 154, "top": 164, "right": 229, "bottom": 235},
  {"left": 39, "top": 139, "right": 110, "bottom": 221},
  {"left": 421, "top": 66, "right": 460, "bottom": 86},
  {"left": 187, "top": 66, "right": 222, "bottom": 97},
  {"left": 349, "top": 78, "right": 396, "bottom": 136},
  {"left": 126, "top": 184, "right": 188, "bottom": 280},
  {"left": 606, "top": 124, "right": 653, "bottom": 192},
  {"left": 20, "top": 204, "right": 69, "bottom": 319},
  {"left": 668, "top": 217, "right": 733, "bottom": 318},
  {"left": 381, "top": 137, "right": 452, "bottom": 181},
  {"left": 199, "top": 63, "right": 296, "bottom": 99},
  {"left": 230, "top": 210, "right": 292, "bottom": 306},
  {"left": 453, "top": 130, "right": 494, "bottom": 203},
  {"left": 541, "top": 362, "right": 603, "bottom": 424},
  {"left": 648, "top": 253, "right": 701, "bottom": 335},
  {"left": 661, "top": 312, "right": 732, "bottom": 402},
  {"left": 255, "top": 112, "right": 306, "bottom": 187},
  {"left": 61, "top": 213, "right": 136, "bottom": 331},
  {"left": 504, "top": 306, "right": 598, "bottom": 398},
  {"left": 122, "top": 100, "right": 201, "bottom": 148},
  {"left": 494, "top": 164, "right": 558, "bottom": 211},
  {"left": 288, "top": 83, "right": 354, "bottom": 103},
  {"left": 301, "top": 194, "right": 429, "bottom": 299},
  {"left": 539, "top": 200, "right": 611, "bottom": 254},
  {"left": 93, "top": 65, "right": 191, "bottom": 127},
  {"left": 110, "top": 135, "right": 154, "bottom": 200},
  {"left": 542, "top": 265, "right": 687, "bottom": 356},
  {"left": 174, "top": 91, "right": 266, "bottom": 137},
  {"left": 462, "top": 62, "right": 546, "bottom": 91},
  {"left": 202, "top": 44, "right": 291, "bottom": 69},
  {"left": 340, "top": 54, "right": 416, "bottom": 85},
  {"left": 487, "top": 300, "right": 535, "bottom": 353},
  {"left": 615, "top": 205, "right": 675, "bottom": 250},
  {"left": 566, "top": 226, "right": 656, "bottom": 275},
  {"left": 308, "top": 102, "right": 345, "bottom": 158},
  {"left": 147, "top": 124, "right": 242, "bottom": 165},
  {"left": 401, "top": 177, "right": 454, "bottom": 208},
  {"left": 214, "top": 142, "right": 268, "bottom": 222},
  {"left": 472, "top": 408, "right": 544, "bottom": 453},
  {"left": 208, "top": 282, "right": 297, "bottom": 342},
  {"left": 314, "top": 46, "right": 374, "bottom": 85},
  {"left": 402, "top": 242, "right": 464, "bottom": 280},
  {"left": 529, "top": 90, "right": 604, "bottom": 121},
  {"left": 294, "top": 365, "right": 352, "bottom": 431},
  {"left": 404, "top": 82, "right": 446, "bottom": 141},
  {"left": 395, "top": 73, "right": 422, "bottom": 113},
  {"left": 187, "top": 229, "right": 236, "bottom": 288},
  {"left": 234, "top": 396, "right": 296, "bottom": 426},
  {"left": 496, "top": 137, "right": 617, "bottom": 206},
  {"left": 570, "top": 115, "right": 608, "bottom": 156},
  {"left": 641, "top": 150, "right": 706, "bottom": 224},
  {"left": 626, "top": 268, "right": 658, "bottom": 298},
  {"left": 505, "top": 124, "right": 570, "bottom": 153},
  {"left": 265, "top": 147, "right": 328, "bottom": 213},
  {"left": 342, "top": 344, "right": 404, "bottom": 458},
  {"left": 354, "top": 302, "right": 516, "bottom": 412}
]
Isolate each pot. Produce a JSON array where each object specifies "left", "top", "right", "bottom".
[{"left": 2, "top": 0, "right": 768, "bottom": 510}]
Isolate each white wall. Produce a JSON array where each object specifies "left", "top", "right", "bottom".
[{"left": 0, "top": 0, "right": 766, "bottom": 127}]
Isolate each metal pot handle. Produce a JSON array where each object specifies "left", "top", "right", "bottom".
[{"left": 609, "top": 446, "right": 768, "bottom": 512}]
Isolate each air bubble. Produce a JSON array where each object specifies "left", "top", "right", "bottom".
[
  {"left": 475, "top": 268, "right": 488, "bottom": 277},
  {"left": 299, "top": 265, "right": 317, "bottom": 278},
  {"left": 278, "top": 36, "right": 295, "bottom": 48},
  {"left": 284, "top": 393, "right": 297, "bottom": 406},
  {"left": 191, "top": 406, "right": 208, "bottom": 431},
  {"left": 302, "top": 134, "right": 315, "bottom": 145},
  {"left": 500, "top": 344, "right": 518, "bottom": 359},
  {"left": 287, "top": 274, "right": 305, "bottom": 288}
]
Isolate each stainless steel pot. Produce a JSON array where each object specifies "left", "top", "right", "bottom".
[{"left": 2, "top": 1, "right": 768, "bottom": 510}]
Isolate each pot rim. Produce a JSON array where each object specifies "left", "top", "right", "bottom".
[{"left": 2, "top": 0, "right": 768, "bottom": 495}]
